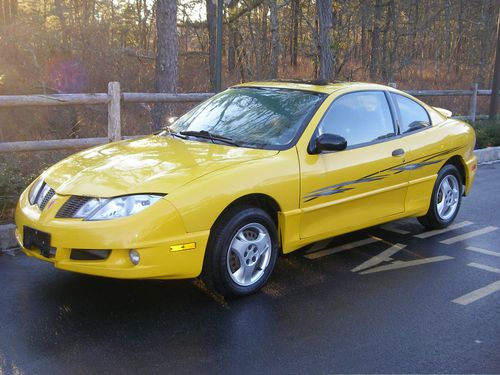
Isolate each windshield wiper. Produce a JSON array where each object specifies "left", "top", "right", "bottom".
[
  {"left": 155, "top": 127, "right": 188, "bottom": 140},
  {"left": 169, "top": 131, "right": 187, "bottom": 140},
  {"left": 180, "top": 130, "right": 240, "bottom": 146}
]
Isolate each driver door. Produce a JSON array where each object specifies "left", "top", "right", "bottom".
[{"left": 298, "top": 90, "right": 410, "bottom": 239}]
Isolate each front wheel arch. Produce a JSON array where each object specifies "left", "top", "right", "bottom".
[{"left": 215, "top": 193, "right": 282, "bottom": 227}]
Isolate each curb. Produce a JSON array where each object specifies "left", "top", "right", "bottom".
[
  {"left": 0, "top": 224, "right": 20, "bottom": 256},
  {"left": 474, "top": 146, "right": 500, "bottom": 164}
]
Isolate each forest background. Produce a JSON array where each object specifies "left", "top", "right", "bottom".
[{"left": 0, "top": 0, "right": 499, "bottom": 221}]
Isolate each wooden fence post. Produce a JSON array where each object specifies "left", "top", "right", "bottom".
[
  {"left": 469, "top": 83, "right": 478, "bottom": 123},
  {"left": 107, "top": 82, "right": 121, "bottom": 142}
]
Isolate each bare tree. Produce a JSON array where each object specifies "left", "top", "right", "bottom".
[
  {"left": 227, "top": 0, "right": 239, "bottom": 73},
  {"left": 269, "top": 0, "right": 279, "bottom": 78},
  {"left": 316, "top": 0, "right": 334, "bottom": 80},
  {"left": 489, "top": 7, "right": 500, "bottom": 120},
  {"left": 0, "top": 0, "right": 17, "bottom": 25},
  {"left": 290, "top": 0, "right": 300, "bottom": 67},
  {"left": 206, "top": 0, "right": 216, "bottom": 90},
  {"left": 152, "top": 0, "right": 178, "bottom": 131},
  {"left": 370, "top": 0, "right": 383, "bottom": 80}
]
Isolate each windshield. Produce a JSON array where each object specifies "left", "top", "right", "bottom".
[{"left": 167, "top": 87, "right": 325, "bottom": 149}]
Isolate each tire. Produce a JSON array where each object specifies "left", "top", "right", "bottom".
[
  {"left": 417, "top": 164, "right": 462, "bottom": 230},
  {"left": 202, "top": 206, "right": 279, "bottom": 298}
]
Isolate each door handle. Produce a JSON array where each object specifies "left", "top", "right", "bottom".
[{"left": 392, "top": 148, "right": 405, "bottom": 157}]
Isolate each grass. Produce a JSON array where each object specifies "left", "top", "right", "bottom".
[
  {"left": 471, "top": 119, "right": 500, "bottom": 149},
  {"left": 0, "top": 155, "right": 40, "bottom": 223},
  {"left": 0, "top": 150, "right": 74, "bottom": 223}
]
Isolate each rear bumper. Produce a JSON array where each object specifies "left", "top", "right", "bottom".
[
  {"left": 464, "top": 154, "right": 477, "bottom": 195},
  {"left": 14, "top": 189, "right": 209, "bottom": 279}
]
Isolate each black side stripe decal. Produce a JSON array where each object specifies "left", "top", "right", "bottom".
[{"left": 303, "top": 145, "right": 464, "bottom": 202}]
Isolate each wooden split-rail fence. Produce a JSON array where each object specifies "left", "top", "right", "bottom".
[{"left": 0, "top": 82, "right": 496, "bottom": 153}]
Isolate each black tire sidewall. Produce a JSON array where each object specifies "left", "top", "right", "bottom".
[{"left": 206, "top": 207, "right": 279, "bottom": 297}]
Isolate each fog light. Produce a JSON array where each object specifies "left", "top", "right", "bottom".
[{"left": 129, "top": 249, "right": 140, "bottom": 265}]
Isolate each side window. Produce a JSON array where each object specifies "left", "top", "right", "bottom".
[
  {"left": 392, "top": 93, "right": 431, "bottom": 134},
  {"left": 317, "top": 91, "right": 395, "bottom": 147}
]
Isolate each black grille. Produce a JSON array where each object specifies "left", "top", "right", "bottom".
[
  {"left": 56, "top": 196, "right": 92, "bottom": 218},
  {"left": 39, "top": 188, "right": 55, "bottom": 210},
  {"left": 70, "top": 249, "right": 111, "bottom": 260}
]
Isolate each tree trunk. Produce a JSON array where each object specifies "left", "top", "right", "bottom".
[
  {"left": 316, "top": 0, "right": 334, "bottom": 80},
  {"left": 246, "top": 9, "right": 260, "bottom": 80},
  {"left": 1, "top": 0, "right": 17, "bottom": 25},
  {"left": 369, "top": 0, "right": 382, "bottom": 80},
  {"left": 269, "top": 0, "right": 279, "bottom": 78},
  {"left": 381, "top": 0, "right": 396, "bottom": 81},
  {"left": 9, "top": 0, "right": 15, "bottom": 21},
  {"left": 206, "top": 0, "right": 217, "bottom": 90},
  {"left": 455, "top": 0, "right": 464, "bottom": 76},
  {"left": 360, "top": 0, "right": 368, "bottom": 68},
  {"left": 259, "top": 2, "right": 269, "bottom": 74},
  {"left": 0, "top": 0, "right": 5, "bottom": 26},
  {"left": 152, "top": 0, "right": 178, "bottom": 131},
  {"left": 489, "top": 8, "right": 500, "bottom": 120},
  {"left": 54, "top": 0, "right": 69, "bottom": 48},
  {"left": 227, "top": 0, "right": 239, "bottom": 73},
  {"left": 444, "top": 0, "right": 452, "bottom": 62},
  {"left": 290, "top": 0, "right": 299, "bottom": 67},
  {"left": 479, "top": 0, "right": 496, "bottom": 86},
  {"left": 228, "top": 21, "right": 237, "bottom": 73}
]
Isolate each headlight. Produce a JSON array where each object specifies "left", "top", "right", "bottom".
[
  {"left": 74, "top": 194, "right": 163, "bottom": 221},
  {"left": 74, "top": 198, "right": 108, "bottom": 218},
  {"left": 29, "top": 178, "right": 45, "bottom": 205},
  {"left": 36, "top": 183, "right": 52, "bottom": 206}
]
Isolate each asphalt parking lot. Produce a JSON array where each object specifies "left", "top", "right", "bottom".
[{"left": 1, "top": 163, "right": 499, "bottom": 374}]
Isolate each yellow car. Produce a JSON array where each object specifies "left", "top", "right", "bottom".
[{"left": 15, "top": 81, "right": 477, "bottom": 297}]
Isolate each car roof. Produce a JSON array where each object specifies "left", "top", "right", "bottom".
[{"left": 235, "top": 80, "right": 391, "bottom": 95}]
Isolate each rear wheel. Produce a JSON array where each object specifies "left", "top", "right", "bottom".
[
  {"left": 417, "top": 164, "right": 462, "bottom": 229},
  {"left": 202, "top": 206, "right": 278, "bottom": 298}
]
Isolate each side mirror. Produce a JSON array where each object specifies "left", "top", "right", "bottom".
[{"left": 310, "top": 133, "right": 347, "bottom": 154}]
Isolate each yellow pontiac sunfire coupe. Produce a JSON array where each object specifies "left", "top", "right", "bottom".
[{"left": 15, "top": 81, "right": 477, "bottom": 297}]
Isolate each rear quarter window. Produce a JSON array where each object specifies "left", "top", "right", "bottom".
[{"left": 392, "top": 93, "right": 431, "bottom": 133}]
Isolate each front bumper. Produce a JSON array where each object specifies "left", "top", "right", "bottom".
[{"left": 14, "top": 189, "right": 208, "bottom": 279}]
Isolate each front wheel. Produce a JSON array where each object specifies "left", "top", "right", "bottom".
[
  {"left": 202, "top": 206, "right": 278, "bottom": 298},
  {"left": 418, "top": 164, "right": 462, "bottom": 229}
]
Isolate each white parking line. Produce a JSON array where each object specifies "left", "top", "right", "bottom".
[
  {"left": 414, "top": 221, "right": 473, "bottom": 239},
  {"left": 452, "top": 280, "right": 500, "bottom": 305},
  {"left": 380, "top": 223, "right": 410, "bottom": 235},
  {"left": 351, "top": 243, "right": 406, "bottom": 273},
  {"left": 304, "top": 236, "right": 381, "bottom": 260},
  {"left": 466, "top": 246, "right": 500, "bottom": 258},
  {"left": 359, "top": 255, "right": 453, "bottom": 275},
  {"left": 467, "top": 262, "right": 500, "bottom": 275},
  {"left": 440, "top": 226, "right": 499, "bottom": 245}
]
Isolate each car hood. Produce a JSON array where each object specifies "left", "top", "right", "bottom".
[{"left": 43, "top": 136, "right": 278, "bottom": 197}]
